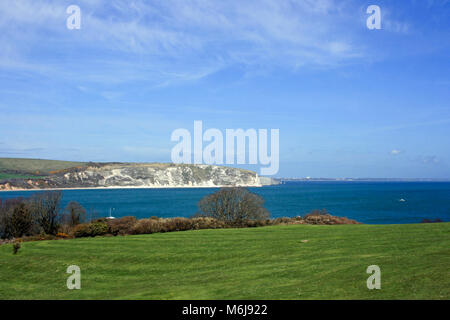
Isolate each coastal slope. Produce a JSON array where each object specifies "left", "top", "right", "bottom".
[{"left": 0, "top": 160, "right": 277, "bottom": 190}]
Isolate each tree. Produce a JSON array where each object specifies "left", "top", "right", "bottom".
[
  {"left": 9, "top": 202, "right": 33, "bottom": 237},
  {"left": 62, "top": 201, "right": 86, "bottom": 227},
  {"left": 0, "top": 198, "right": 30, "bottom": 238},
  {"left": 30, "top": 191, "right": 62, "bottom": 235},
  {"left": 197, "top": 187, "right": 270, "bottom": 223}
]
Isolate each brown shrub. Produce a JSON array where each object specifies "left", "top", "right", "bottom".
[
  {"left": 22, "top": 234, "right": 58, "bottom": 241},
  {"left": 271, "top": 217, "right": 296, "bottom": 225},
  {"left": 106, "top": 216, "right": 137, "bottom": 236},
  {"left": 190, "top": 217, "right": 227, "bottom": 230},
  {"left": 163, "top": 218, "right": 193, "bottom": 232},
  {"left": 130, "top": 219, "right": 163, "bottom": 235},
  {"left": 303, "top": 213, "right": 360, "bottom": 225}
]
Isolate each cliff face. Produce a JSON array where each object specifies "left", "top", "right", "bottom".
[{"left": 0, "top": 163, "right": 277, "bottom": 190}]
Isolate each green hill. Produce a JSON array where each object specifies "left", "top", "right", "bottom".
[
  {"left": 0, "top": 158, "right": 86, "bottom": 178},
  {"left": 0, "top": 223, "right": 448, "bottom": 299}
]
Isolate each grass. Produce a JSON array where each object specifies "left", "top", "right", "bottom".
[
  {"left": 0, "top": 173, "right": 43, "bottom": 180},
  {"left": 0, "top": 223, "right": 449, "bottom": 300},
  {"left": 0, "top": 158, "right": 86, "bottom": 175}
]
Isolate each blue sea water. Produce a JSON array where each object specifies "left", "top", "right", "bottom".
[{"left": 1, "top": 182, "right": 450, "bottom": 224}]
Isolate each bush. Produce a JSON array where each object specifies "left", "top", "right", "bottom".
[
  {"left": 12, "top": 241, "right": 21, "bottom": 254},
  {"left": 56, "top": 232, "right": 70, "bottom": 238},
  {"left": 421, "top": 218, "right": 443, "bottom": 223},
  {"left": 197, "top": 187, "right": 270, "bottom": 223},
  {"left": 164, "top": 218, "right": 194, "bottom": 232},
  {"left": 73, "top": 222, "right": 108, "bottom": 238},
  {"left": 106, "top": 216, "right": 137, "bottom": 236},
  {"left": 130, "top": 219, "right": 163, "bottom": 235},
  {"left": 21, "top": 234, "right": 58, "bottom": 242},
  {"left": 302, "top": 209, "right": 360, "bottom": 225},
  {"left": 190, "top": 217, "right": 227, "bottom": 230},
  {"left": 271, "top": 217, "right": 298, "bottom": 225}
]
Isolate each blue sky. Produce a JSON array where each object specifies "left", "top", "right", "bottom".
[{"left": 1, "top": 0, "right": 449, "bottom": 178}]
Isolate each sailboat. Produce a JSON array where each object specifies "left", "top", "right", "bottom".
[{"left": 106, "top": 208, "right": 116, "bottom": 219}]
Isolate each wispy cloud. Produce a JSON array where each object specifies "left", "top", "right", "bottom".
[
  {"left": 0, "top": 0, "right": 366, "bottom": 86},
  {"left": 391, "top": 149, "right": 403, "bottom": 155},
  {"left": 420, "top": 155, "right": 440, "bottom": 164}
]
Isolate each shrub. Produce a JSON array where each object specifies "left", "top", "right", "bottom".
[
  {"left": 421, "top": 218, "right": 443, "bottom": 223},
  {"left": 72, "top": 224, "right": 90, "bottom": 237},
  {"left": 73, "top": 222, "right": 108, "bottom": 238},
  {"left": 56, "top": 232, "right": 70, "bottom": 238},
  {"left": 12, "top": 241, "right": 21, "bottom": 254},
  {"left": 302, "top": 209, "right": 360, "bottom": 225},
  {"left": 197, "top": 187, "right": 270, "bottom": 223},
  {"left": 190, "top": 217, "right": 227, "bottom": 230},
  {"left": 130, "top": 219, "right": 162, "bottom": 235},
  {"left": 164, "top": 218, "right": 193, "bottom": 232},
  {"left": 21, "top": 234, "right": 58, "bottom": 242},
  {"left": 106, "top": 216, "right": 137, "bottom": 236}
]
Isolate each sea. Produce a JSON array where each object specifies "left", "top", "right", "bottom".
[{"left": 1, "top": 181, "right": 449, "bottom": 224}]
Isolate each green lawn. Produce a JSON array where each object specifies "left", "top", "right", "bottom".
[{"left": 0, "top": 223, "right": 449, "bottom": 299}]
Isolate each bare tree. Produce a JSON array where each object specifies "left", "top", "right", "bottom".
[
  {"left": 197, "top": 187, "right": 270, "bottom": 223},
  {"left": 62, "top": 201, "right": 86, "bottom": 227},
  {"left": 30, "top": 191, "right": 62, "bottom": 235}
]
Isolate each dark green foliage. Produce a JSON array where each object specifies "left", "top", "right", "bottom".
[
  {"left": 9, "top": 203, "right": 34, "bottom": 237},
  {"left": 73, "top": 222, "right": 108, "bottom": 237}
]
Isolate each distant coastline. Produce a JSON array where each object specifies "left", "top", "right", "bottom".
[
  {"left": 279, "top": 178, "right": 450, "bottom": 182},
  {"left": 0, "top": 184, "right": 268, "bottom": 192}
]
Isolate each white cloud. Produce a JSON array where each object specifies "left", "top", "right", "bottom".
[
  {"left": 391, "top": 149, "right": 403, "bottom": 155},
  {"left": 0, "top": 0, "right": 367, "bottom": 86},
  {"left": 421, "top": 155, "right": 440, "bottom": 164}
]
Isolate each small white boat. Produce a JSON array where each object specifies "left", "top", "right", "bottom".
[
  {"left": 399, "top": 198, "right": 406, "bottom": 202},
  {"left": 106, "top": 208, "right": 116, "bottom": 219}
]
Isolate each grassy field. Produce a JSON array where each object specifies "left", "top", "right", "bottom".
[
  {"left": 0, "top": 223, "right": 449, "bottom": 300},
  {"left": 0, "top": 158, "right": 86, "bottom": 176},
  {"left": 0, "top": 172, "right": 43, "bottom": 180}
]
